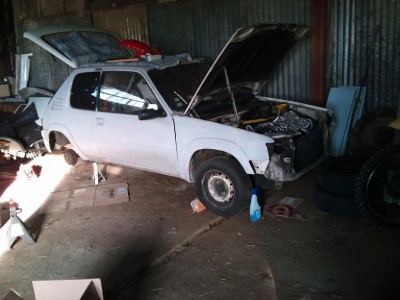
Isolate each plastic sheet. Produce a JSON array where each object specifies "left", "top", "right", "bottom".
[
  {"left": 254, "top": 110, "right": 314, "bottom": 136},
  {"left": 49, "top": 31, "right": 129, "bottom": 66}
]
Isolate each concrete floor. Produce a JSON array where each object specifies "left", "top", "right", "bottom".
[{"left": 0, "top": 154, "right": 399, "bottom": 300}]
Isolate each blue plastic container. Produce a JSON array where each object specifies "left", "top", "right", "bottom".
[{"left": 250, "top": 187, "right": 262, "bottom": 222}]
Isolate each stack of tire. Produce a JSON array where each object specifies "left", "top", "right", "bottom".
[
  {"left": 315, "top": 109, "right": 396, "bottom": 218},
  {"left": 314, "top": 156, "right": 364, "bottom": 217}
]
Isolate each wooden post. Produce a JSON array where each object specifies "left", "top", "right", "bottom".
[{"left": 310, "top": 0, "right": 328, "bottom": 107}]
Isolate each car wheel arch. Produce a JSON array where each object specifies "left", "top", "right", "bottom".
[
  {"left": 188, "top": 148, "right": 254, "bottom": 182},
  {"left": 49, "top": 131, "right": 70, "bottom": 151},
  {"left": 44, "top": 124, "right": 85, "bottom": 158}
]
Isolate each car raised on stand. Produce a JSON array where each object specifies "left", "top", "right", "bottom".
[{"left": 24, "top": 23, "right": 332, "bottom": 217}]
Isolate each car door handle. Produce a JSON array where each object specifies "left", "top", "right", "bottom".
[{"left": 96, "top": 118, "right": 104, "bottom": 125}]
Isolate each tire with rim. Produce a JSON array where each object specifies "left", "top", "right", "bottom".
[
  {"left": 355, "top": 144, "right": 400, "bottom": 226},
  {"left": 195, "top": 156, "right": 252, "bottom": 218},
  {"left": 64, "top": 149, "right": 78, "bottom": 166}
]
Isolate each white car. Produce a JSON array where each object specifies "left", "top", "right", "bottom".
[{"left": 25, "top": 23, "right": 331, "bottom": 217}]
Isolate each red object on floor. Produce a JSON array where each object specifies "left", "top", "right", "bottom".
[
  {"left": 265, "top": 204, "right": 294, "bottom": 218},
  {"left": 119, "top": 40, "right": 161, "bottom": 57}
]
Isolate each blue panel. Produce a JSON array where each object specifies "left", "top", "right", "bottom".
[{"left": 326, "top": 86, "right": 366, "bottom": 156}]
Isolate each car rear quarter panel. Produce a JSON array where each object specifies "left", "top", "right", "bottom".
[{"left": 41, "top": 73, "right": 92, "bottom": 160}]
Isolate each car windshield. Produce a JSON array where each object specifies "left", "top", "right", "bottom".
[{"left": 148, "top": 63, "right": 209, "bottom": 111}]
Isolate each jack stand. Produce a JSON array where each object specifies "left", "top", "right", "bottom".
[
  {"left": 6, "top": 200, "right": 36, "bottom": 250},
  {"left": 92, "top": 162, "right": 106, "bottom": 185}
]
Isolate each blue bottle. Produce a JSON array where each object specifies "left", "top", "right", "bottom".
[{"left": 250, "top": 187, "right": 262, "bottom": 222}]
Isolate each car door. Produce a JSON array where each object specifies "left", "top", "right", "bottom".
[{"left": 94, "top": 70, "right": 179, "bottom": 176}]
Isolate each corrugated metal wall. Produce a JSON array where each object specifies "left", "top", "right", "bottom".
[
  {"left": 15, "top": 0, "right": 399, "bottom": 111},
  {"left": 148, "top": 0, "right": 312, "bottom": 103},
  {"left": 92, "top": 5, "right": 149, "bottom": 43},
  {"left": 327, "top": 0, "right": 400, "bottom": 111}
]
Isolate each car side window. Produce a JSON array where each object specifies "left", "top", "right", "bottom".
[
  {"left": 98, "top": 71, "right": 159, "bottom": 114},
  {"left": 70, "top": 72, "right": 100, "bottom": 110}
]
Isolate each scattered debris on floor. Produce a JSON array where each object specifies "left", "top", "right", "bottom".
[
  {"left": 190, "top": 198, "right": 206, "bottom": 213},
  {"left": 264, "top": 196, "right": 303, "bottom": 218},
  {"left": 17, "top": 163, "right": 41, "bottom": 180}
]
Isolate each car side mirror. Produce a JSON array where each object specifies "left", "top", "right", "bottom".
[{"left": 138, "top": 109, "right": 164, "bottom": 120}]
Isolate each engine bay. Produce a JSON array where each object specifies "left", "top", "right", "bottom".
[
  {"left": 193, "top": 94, "right": 331, "bottom": 179},
  {"left": 195, "top": 95, "right": 326, "bottom": 140}
]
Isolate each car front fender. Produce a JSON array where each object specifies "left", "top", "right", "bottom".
[
  {"left": 179, "top": 137, "right": 269, "bottom": 182},
  {"left": 173, "top": 115, "right": 272, "bottom": 182}
]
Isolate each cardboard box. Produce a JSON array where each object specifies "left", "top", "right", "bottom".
[
  {"left": 2, "top": 279, "right": 103, "bottom": 300},
  {"left": 0, "top": 83, "right": 11, "bottom": 98},
  {"left": 43, "top": 187, "right": 96, "bottom": 213},
  {"left": 42, "top": 182, "right": 129, "bottom": 214},
  {"left": 94, "top": 182, "right": 129, "bottom": 207},
  {"left": 32, "top": 279, "right": 103, "bottom": 300}
]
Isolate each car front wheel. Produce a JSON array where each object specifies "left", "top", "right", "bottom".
[{"left": 195, "top": 156, "right": 252, "bottom": 218}]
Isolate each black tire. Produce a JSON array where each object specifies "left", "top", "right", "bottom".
[
  {"left": 64, "top": 149, "right": 78, "bottom": 166},
  {"left": 195, "top": 156, "right": 252, "bottom": 218},
  {"left": 314, "top": 186, "right": 361, "bottom": 217},
  {"left": 349, "top": 109, "right": 396, "bottom": 158},
  {"left": 355, "top": 144, "right": 400, "bottom": 226},
  {"left": 316, "top": 156, "right": 365, "bottom": 197}
]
